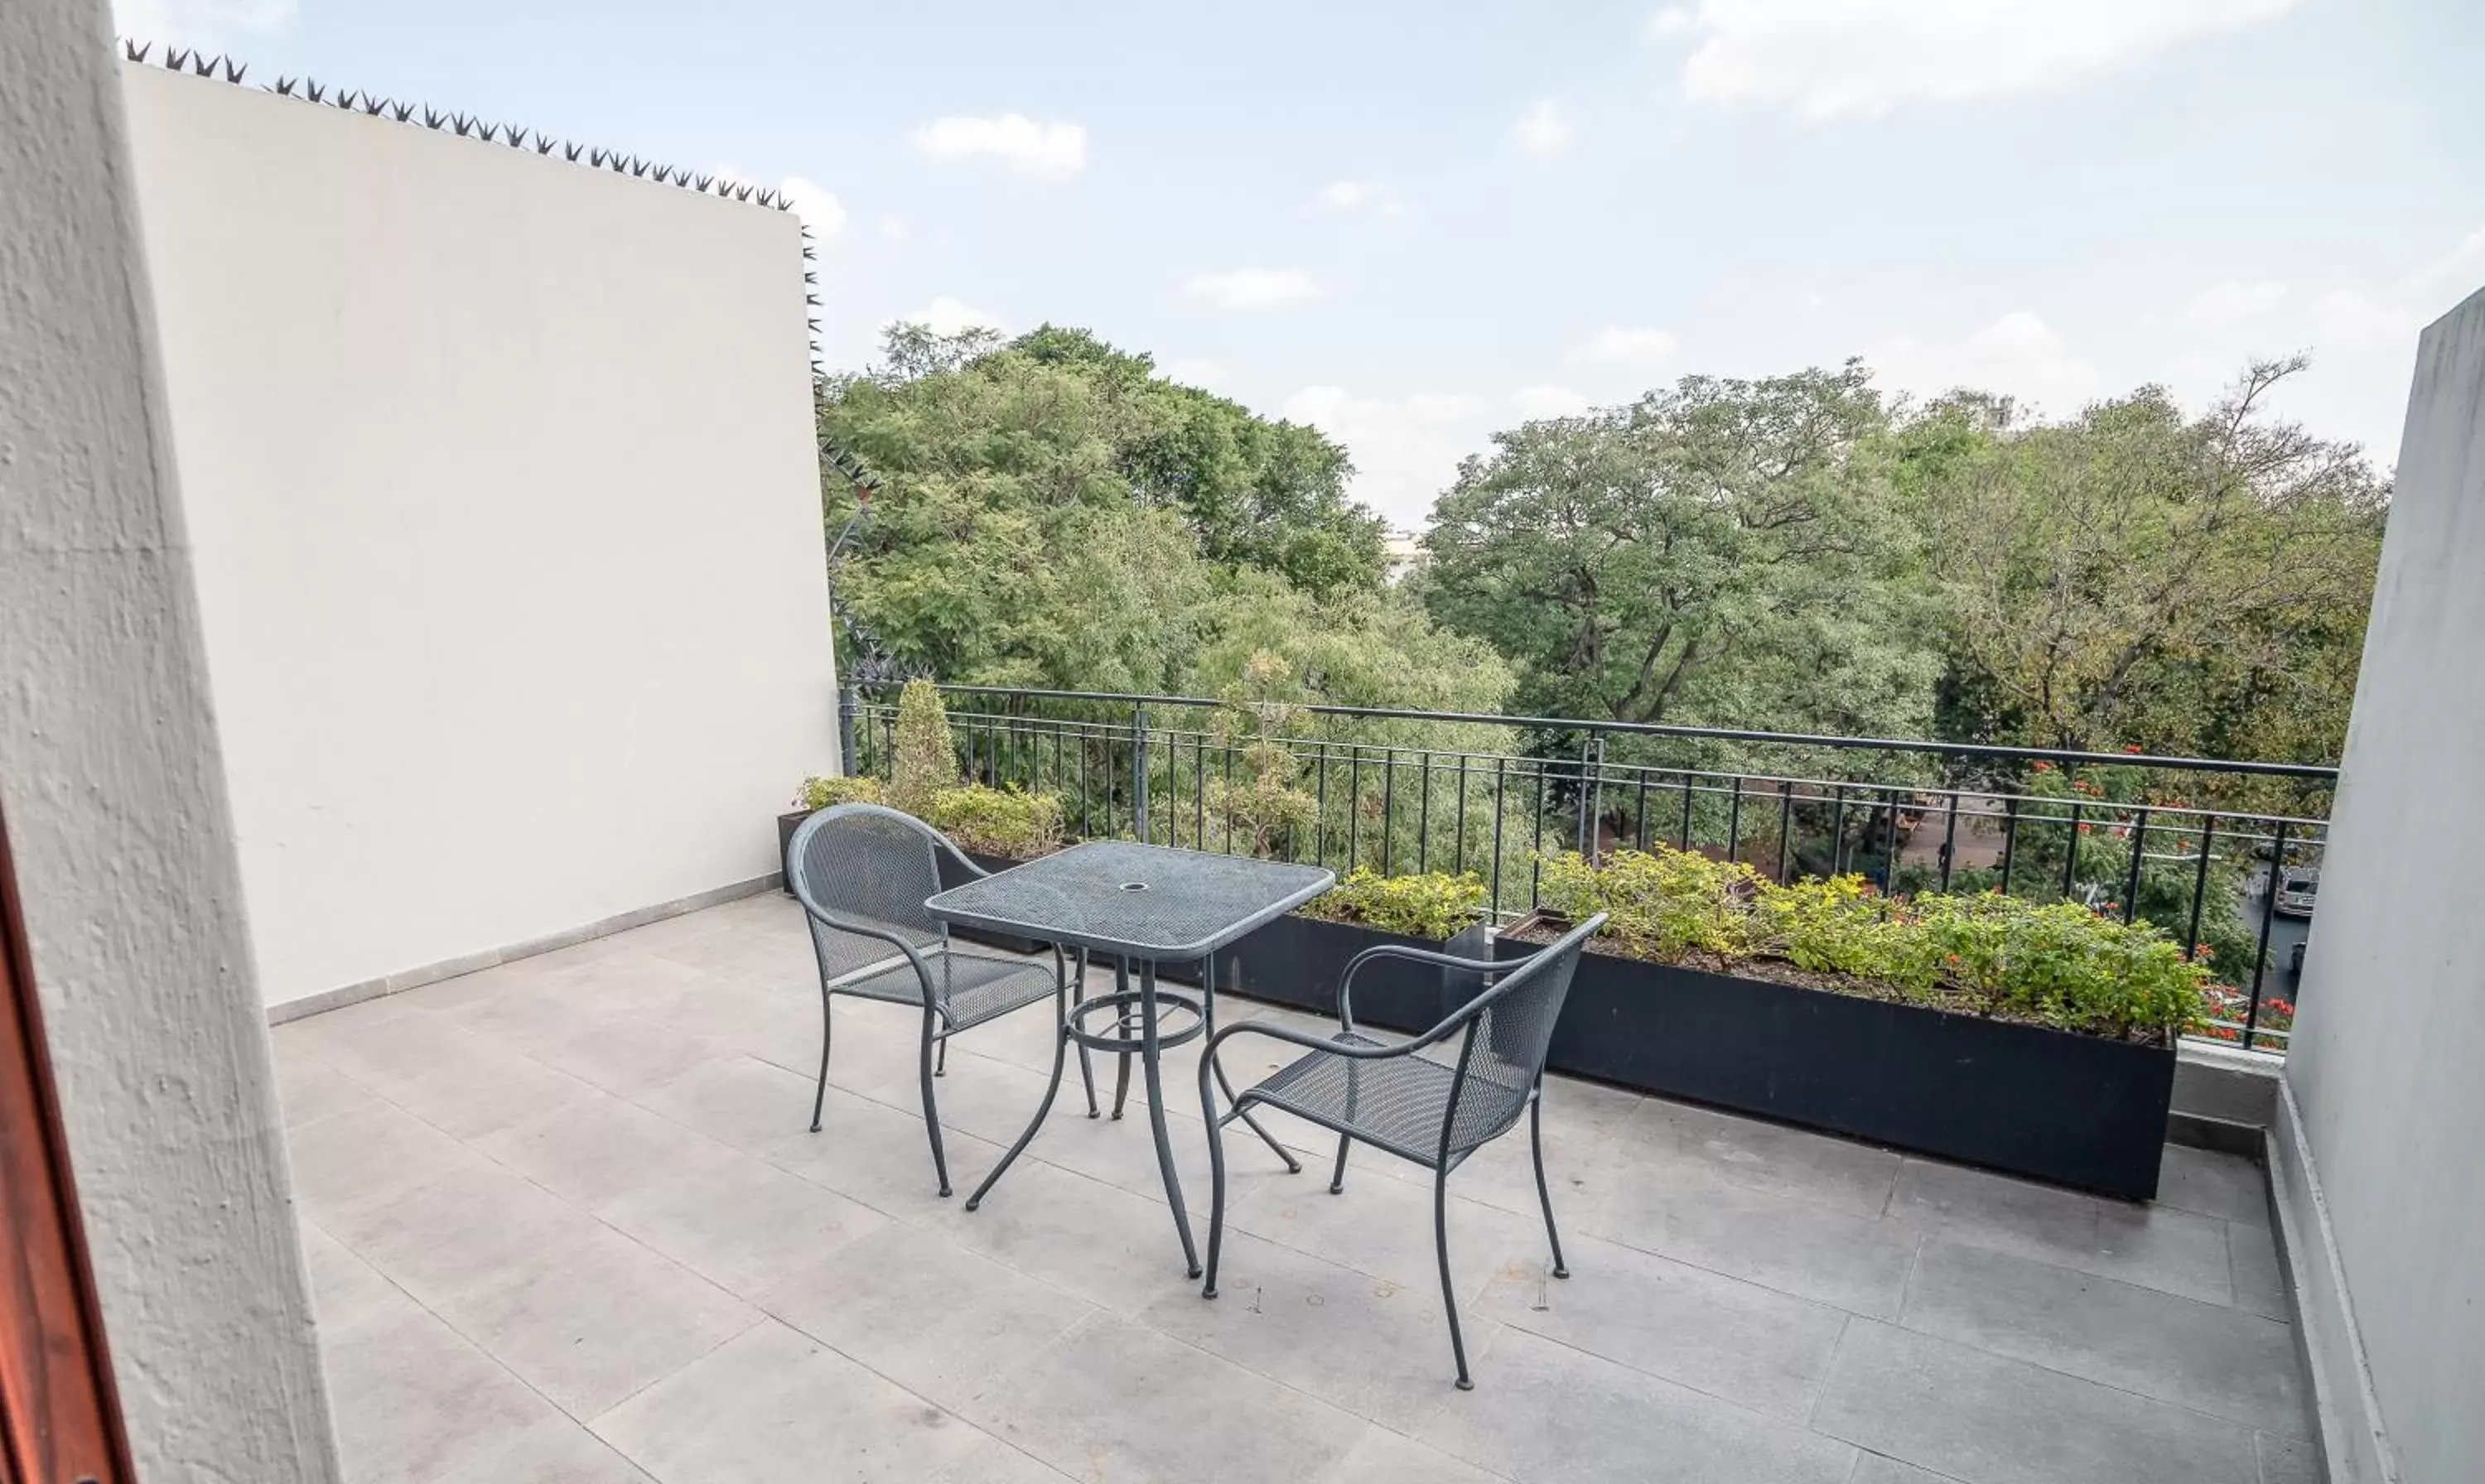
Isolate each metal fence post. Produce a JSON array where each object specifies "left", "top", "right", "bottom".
[
  {"left": 1132, "top": 703, "right": 1151, "bottom": 845},
  {"left": 837, "top": 683, "right": 861, "bottom": 777}
]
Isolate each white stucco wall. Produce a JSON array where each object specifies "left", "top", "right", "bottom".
[
  {"left": 119, "top": 66, "right": 835, "bottom": 1009},
  {"left": 2280, "top": 284, "right": 2485, "bottom": 1484},
  {"left": 0, "top": 7, "right": 339, "bottom": 1477}
]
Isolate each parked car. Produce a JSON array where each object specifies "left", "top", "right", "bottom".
[{"left": 2275, "top": 866, "right": 2320, "bottom": 919}]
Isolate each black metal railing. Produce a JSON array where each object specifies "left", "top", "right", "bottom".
[{"left": 842, "top": 682, "right": 2333, "bottom": 1054}]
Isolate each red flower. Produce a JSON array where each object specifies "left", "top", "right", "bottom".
[
  {"left": 2122, "top": 744, "right": 2145, "bottom": 754},
  {"left": 2032, "top": 761, "right": 2054, "bottom": 773}
]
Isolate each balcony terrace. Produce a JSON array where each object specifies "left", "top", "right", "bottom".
[{"left": 279, "top": 890, "right": 2313, "bottom": 1484}]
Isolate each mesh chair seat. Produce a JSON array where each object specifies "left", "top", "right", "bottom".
[
  {"left": 1246, "top": 1033, "right": 1528, "bottom": 1168},
  {"left": 835, "top": 948, "right": 1062, "bottom": 1033}
]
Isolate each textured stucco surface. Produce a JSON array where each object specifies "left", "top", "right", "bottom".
[
  {"left": 0, "top": 5, "right": 340, "bottom": 1479},
  {"left": 119, "top": 65, "right": 836, "bottom": 1009},
  {"left": 2280, "top": 284, "right": 2485, "bottom": 1484}
]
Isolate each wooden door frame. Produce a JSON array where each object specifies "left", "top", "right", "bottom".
[{"left": 0, "top": 805, "right": 134, "bottom": 1484}]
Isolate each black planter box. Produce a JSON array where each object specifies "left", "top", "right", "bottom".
[
  {"left": 777, "top": 809, "right": 813, "bottom": 897},
  {"left": 1218, "top": 915, "right": 1494, "bottom": 1035},
  {"left": 1495, "top": 914, "right": 2174, "bottom": 1200}
]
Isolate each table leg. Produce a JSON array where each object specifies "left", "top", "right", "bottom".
[
  {"left": 1110, "top": 954, "right": 1135, "bottom": 1120},
  {"left": 964, "top": 965, "right": 1078, "bottom": 1212},
  {"left": 1138, "top": 958, "right": 1201, "bottom": 1277},
  {"left": 1201, "top": 948, "right": 1303, "bottom": 1173}
]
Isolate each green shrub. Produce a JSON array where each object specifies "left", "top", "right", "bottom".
[
  {"left": 890, "top": 679, "right": 958, "bottom": 817},
  {"left": 1534, "top": 845, "right": 2208, "bottom": 1042},
  {"left": 928, "top": 783, "right": 1064, "bottom": 860},
  {"left": 1752, "top": 874, "right": 1932, "bottom": 990},
  {"left": 1537, "top": 848, "right": 1757, "bottom": 960},
  {"left": 792, "top": 774, "right": 885, "bottom": 811},
  {"left": 1303, "top": 869, "right": 1487, "bottom": 940}
]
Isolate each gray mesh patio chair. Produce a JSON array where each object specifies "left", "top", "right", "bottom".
[
  {"left": 787, "top": 803, "right": 1097, "bottom": 1197},
  {"left": 1196, "top": 913, "right": 1607, "bottom": 1390}
]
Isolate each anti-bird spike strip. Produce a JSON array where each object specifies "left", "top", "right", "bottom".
[{"left": 118, "top": 37, "right": 797, "bottom": 214}]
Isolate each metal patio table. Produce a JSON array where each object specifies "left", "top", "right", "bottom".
[{"left": 926, "top": 841, "right": 1333, "bottom": 1275}]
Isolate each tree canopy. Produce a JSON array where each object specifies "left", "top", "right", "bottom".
[
  {"left": 818, "top": 324, "right": 1495, "bottom": 708},
  {"left": 1417, "top": 363, "right": 1946, "bottom": 743},
  {"left": 818, "top": 324, "right": 2385, "bottom": 786}
]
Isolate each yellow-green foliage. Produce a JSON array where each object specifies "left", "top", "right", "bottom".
[
  {"left": 1538, "top": 846, "right": 2209, "bottom": 1041},
  {"left": 1305, "top": 869, "right": 1488, "bottom": 941},
  {"left": 928, "top": 784, "right": 1064, "bottom": 860},
  {"left": 792, "top": 774, "right": 885, "bottom": 811},
  {"left": 1538, "top": 847, "right": 1758, "bottom": 960},
  {"left": 889, "top": 679, "right": 958, "bottom": 817}
]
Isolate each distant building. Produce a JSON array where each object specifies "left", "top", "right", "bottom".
[{"left": 1382, "top": 528, "right": 1429, "bottom": 584}]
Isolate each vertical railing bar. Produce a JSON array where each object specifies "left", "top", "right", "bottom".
[
  {"left": 1879, "top": 788, "right": 1898, "bottom": 894},
  {"left": 1830, "top": 784, "right": 1849, "bottom": 874},
  {"left": 2063, "top": 801, "right": 2083, "bottom": 901},
  {"left": 2000, "top": 796, "right": 2019, "bottom": 894},
  {"left": 2185, "top": 816, "right": 2217, "bottom": 960},
  {"left": 1777, "top": 780, "right": 1795, "bottom": 883},
  {"left": 1679, "top": 768, "right": 1695, "bottom": 852},
  {"left": 1348, "top": 749, "right": 1363, "bottom": 874},
  {"left": 1418, "top": 752, "right": 1433, "bottom": 874},
  {"left": 1490, "top": 756, "right": 1508, "bottom": 916},
  {"left": 1634, "top": 767, "right": 1650, "bottom": 851},
  {"left": 1316, "top": 743, "right": 1330, "bottom": 869},
  {"left": 2246, "top": 820, "right": 2288, "bottom": 1048},
  {"left": 2122, "top": 806, "right": 2150, "bottom": 924},
  {"left": 1532, "top": 759, "right": 1549, "bottom": 907},
  {"left": 1726, "top": 776, "right": 1744, "bottom": 867},
  {"left": 1382, "top": 749, "right": 1397, "bottom": 875},
  {"left": 1455, "top": 754, "right": 1469, "bottom": 875},
  {"left": 1938, "top": 789, "right": 1960, "bottom": 893}
]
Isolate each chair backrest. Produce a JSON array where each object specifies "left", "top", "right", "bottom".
[
  {"left": 786, "top": 803, "right": 953, "bottom": 985},
  {"left": 1441, "top": 913, "right": 1606, "bottom": 1156}
]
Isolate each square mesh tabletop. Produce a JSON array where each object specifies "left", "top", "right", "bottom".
[{"left": 924, "top": 842, "right": 1334, "bottom": 961}]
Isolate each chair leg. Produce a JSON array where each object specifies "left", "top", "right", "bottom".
[
  {"left": 1436, "top": 1167, "right": 1473, "bottom": 1390},
  {"left": 935, "top": 1038, "right": 948, "bottom": 1077},
  {"left": 1073, "top": 947, "right": 1099, "bottom": 1118},
  {"left": 919, "top": 1007, "right": 951, "bottom": 1197},
  {"left": 1329, "top": 1133, "right": 1352, "bottom": 1194},
  {"left": 1200, "top": 1071, "right": 1232, "bottom": 1299},
  {"left": 1531, "top": 1091, "right": 1570, "bottom": 1279},
  {"left": 1204, "top": 952, "right": 1301, "bottom": 1173},
  {"left": 808, "top": 991, "right": 833, "bottom": 1133}
]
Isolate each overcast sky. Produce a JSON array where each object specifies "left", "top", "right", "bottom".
[{"left": 118, "top": 0, "right": 2485, "bottom": 528}]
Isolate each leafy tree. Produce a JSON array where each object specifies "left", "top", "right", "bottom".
[
  {"left": 1903, "top": 358, "right": 2386, "bottom": 789},
  {"left": 1418, "top": 364, "right": 1944, "bottom": 745}
]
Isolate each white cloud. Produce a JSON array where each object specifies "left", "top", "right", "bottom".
[
  {"left": 1512, "top": 385, "right": 1597, "bottom": 419},
  {"left": 775, "top": 175, "right": 847, "bottom": 243},
  {"left": 1316, "top": 179, "right": 1412, "bottom": 219},
  {"left": 2183, "top": 279, "right": 2286, "bottom": 325},
  {"left": 876, "top": 214, "right": 910, "bottom": 242},
  {"left": 1655, "top": 0, "right": 2298, "bottom": 121},
  {"left": 1514, "top": 99, "right": 1575, "bottom": 157},
  {"left": 1158, "top": 358, "right": 1231, "bottom": 389},
  {"left": 113, "top": 0, "right": 294, "bottom": 46},
  {"left": 1283, "top": 387, "right": 1496, "bottom": 526},
  {"left": 715, "top": 166, "right": 846, "bottom": 243},
  {"left": 1566, "top": 325, "right": 1681, "bottom": 369},
  {"left": 1183, "top": 267, "right": 1323, "bottom": 314},
  {"left": 911, "top": 113, "right": 1088, "bottom": 181},
  {"left": 1870, "top": 311, "right": 2101, "bottom": 417},
  {"left": 904, "top": 296, "right": 1007, "bottom": 336}
]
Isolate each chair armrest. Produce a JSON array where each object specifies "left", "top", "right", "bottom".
[
  {"left": 1197, "top": 1015, "right": 1460, "bottom": 1129},
  {"left": 1335, "top": 939, "right": 1516, "bottom": 1034}
]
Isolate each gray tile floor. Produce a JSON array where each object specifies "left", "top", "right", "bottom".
[{"left": 274, "top": 892, "right": 2317, "bottom": 1484}]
